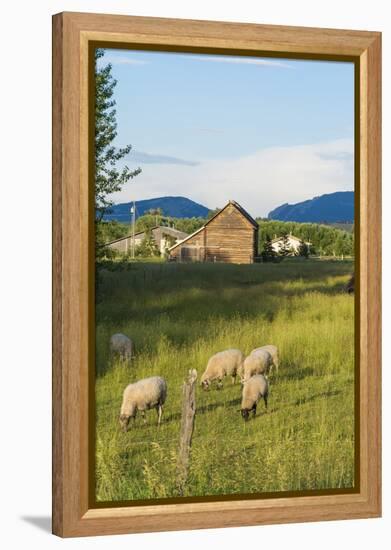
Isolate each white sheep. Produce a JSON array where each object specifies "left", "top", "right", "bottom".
[
  {"left": 119, "top": 376, "right": 167, "bottom": 430},
  {"left": 240, "top": 374, "right": 269, "bottom": 421},
  {"left": 201, "top": 349, "right": 245, "bottom": 390},
  {"left": 241, "top": 349, "right": 273, "bottom": 382},
  {"left": 251, "top": 345, "right": 279, "bottom": 374},
  {"left": 110, "top": 333, "right": 134, "bottom": 362}
]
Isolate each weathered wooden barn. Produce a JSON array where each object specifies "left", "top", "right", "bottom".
[{"left": 168, "top": 200, "right": 259, "bottom": 264}]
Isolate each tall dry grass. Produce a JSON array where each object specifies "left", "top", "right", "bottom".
[{"left": 95, "top": 259, "right": 355, "bottom": 502}]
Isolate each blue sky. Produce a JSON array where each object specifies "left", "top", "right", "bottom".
[{"left": 99, "top": 49, "right": 354, "bottom": 217}]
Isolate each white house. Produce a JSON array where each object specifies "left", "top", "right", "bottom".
[{"left": 270, "top": 234, "right": 311, "bottom": 255}]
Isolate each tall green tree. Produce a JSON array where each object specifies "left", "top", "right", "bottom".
[
  {"left": 95, "top": 49, "right": 141, "bottom": 223},
  {"left": 279, "top": 233, "right": 291, "bottom": 257},
  {"left": 135, "top": 230, "right": 160, "bottom": 258},
  {"left": 297, "top": 239, "right": 310, "bottom": 258},
  {"left": 261, "top": 234, "right": 276, "bottom": 262}
]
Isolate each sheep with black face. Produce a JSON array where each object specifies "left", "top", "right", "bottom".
[{"left": 240, "top": 374, "right": 269, "bottom": 421}]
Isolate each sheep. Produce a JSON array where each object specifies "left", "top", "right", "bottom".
[
  {"left": 240, "top": 374, "right": 269, "bottom": 421},
  {"left": 119, "top": 376, "right": 167, "bottom": 431},
  {"left": 201, "top": 349, "right": 245, "bottom": 390},
  {"left": 241, "top": 349, "right": 273, "bottom": 382},
  {"left": 250, "top": 345, "right": 279, "bottom": 374},
  {"left": 110, "top": 333, "right": 134, "bottom": 362}
]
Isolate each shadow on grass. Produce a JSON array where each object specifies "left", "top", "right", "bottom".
[
  {"left": 95, "top": 260, "right": 353, "bottom": 376},
  {"left": 294, "top": 389, "right": 342, "bottom": 406},
  {"left": 197, "top": 397, "right": 242, "bottom": 416},
  {"left": 162, "top": 411, "right": 182, "bottom": 424},
  {"left": 279, "top": 366, "right": 315, "bottom": 381},
  {"left": 241, "top": 407, "right": 269, "bottom": 421},
  {"left": 96, "top": 261, "right": 352, "bottom": 325}
]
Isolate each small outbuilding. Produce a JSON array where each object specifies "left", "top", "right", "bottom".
[
  {"left": 168, "top": 200, "right": 259, "bottom": 264},
  {"left": 104, "top": 226, "right": 188, "bottom": 257}
]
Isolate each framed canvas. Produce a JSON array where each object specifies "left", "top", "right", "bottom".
[{"left": 52, "top": 12, "right": 381, "bottom": 537}]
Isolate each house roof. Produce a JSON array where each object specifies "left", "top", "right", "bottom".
[
  {"left": 104, "top": 225, "right": 188, "bottom": 246},
  {"left": 103, "top": 231, "right": 146, "bottom": 247},
  {"left": 271, "top": 234, "right": 311, "bottom": 245},
  {"left": 152, "top": 226, "right": 188, "bottom": 240},
  {"left": 168, "top": 200, "right": 258, "bottom": 252}
]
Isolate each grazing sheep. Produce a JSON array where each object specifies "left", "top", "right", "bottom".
[
  {"left": 119, "top": 376, "right": 167, "bottom": 431},
  {"left": 242, "top": 349, "right": 273, "bottom": 382},
  {"left": 240, "top": 374, "right": 269, "bottom": 421},
  {"left": 251, "top": 345, "right": 279, "bottom": 373},
  {"left": 110, "top": 333, "right": 134, "bottom": 362},
  {"left": 201, "top": 349, "right": 245, "bottom": 390}
]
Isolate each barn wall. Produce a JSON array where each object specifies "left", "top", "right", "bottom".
[
  {"left": 169, "top": 204, "right": 258, "bottom": 264},
  {"left": 169, "top": 229, "right": 206, "bottom": 261},
  {"left": 204, "top": 205, "right": 256, "bottom": 263}
]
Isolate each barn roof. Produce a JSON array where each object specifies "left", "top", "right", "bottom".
[
  {"left": 167, "top": 226, "right": 205, "bottom": 251},
  {"left": 208, "top": 200, "right": 258, "bottom": 228},
  {"left": 168, "top": 200, "right": 258, "bottom": 252}
]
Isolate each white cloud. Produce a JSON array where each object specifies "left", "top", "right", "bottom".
[
  {"left": 190, "top": 56, "right": 293, "bottom": 69},
  {"left": 127, "top": 150, "right": 199, "bottom": 166},
  {"left": 111, "top": 139, "right": 354, "bottom": 218}
]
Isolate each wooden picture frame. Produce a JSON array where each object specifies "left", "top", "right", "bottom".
[{"left": 52, "top": 12, "right": 381, "bottom": 538}]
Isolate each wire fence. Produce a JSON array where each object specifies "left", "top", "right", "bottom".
[
  {"left": 95, "top": 428, "right": 337, "bottom": 449},
  {"left": 97, "top": 438, "right": 181, "bottom": 447}
]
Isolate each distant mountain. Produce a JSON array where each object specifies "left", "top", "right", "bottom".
[
  {"left": 103, "top": 196, "right": 210, "bottom": 222},
  {"left": 268, "top": 191, "right": 354, "bottom": 223}
]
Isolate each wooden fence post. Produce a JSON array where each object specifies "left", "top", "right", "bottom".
[{"left": 177, "top": 368, "right": 197, "bottom": 496}]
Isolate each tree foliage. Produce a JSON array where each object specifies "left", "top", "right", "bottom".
[
  {"left": 257, "top": 220, "right": 354, "bottom": 257},
  {"left": 206, "top": 208, "right": 220, "bottom": 220},
  {"left": 135, "top": 230, "right": 160, "bottom": 258},
  {"left": 278, "top": 234, "right": 292, "bottom": 257},
  {"left": 297, "top": 240, "right": 310, "bottom": 258},
  {"left": 171, "top": 217, "right": 205, "bottom": 234},
  {"left": 95, "top": 49, "right": 141, "bottom": 223},
  {"left": 134, "top": 213, "right": 205, "bottom": 235},
  {"left": 261, "top": 234, "right": 276, "bottom": 262},
  {"left": 135, "top": 214, "right": 162, "bottom": 233}
]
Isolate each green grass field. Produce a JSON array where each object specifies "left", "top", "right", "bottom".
[{"left": 95, "top": 258, "right": 355, "bottom": 502}]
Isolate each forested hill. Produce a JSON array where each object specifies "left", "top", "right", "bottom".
[
  {"left": 268, "top": 191, "right": 354, "bottom": 223},
  {"left": 103, "top": 196, "right": 210, "bottom": 222}
]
